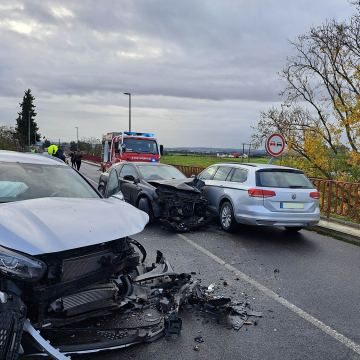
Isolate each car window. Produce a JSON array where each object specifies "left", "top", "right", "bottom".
[
  {"left": 108, "top": 169, "right": 120, "bottom": 197},
  {"left": 199, "top": 166, "right": 217, "bottom": 180},
  {"left": 256, "top": 170, "right": 314, "bottom": 188},
  {"left": 231, "top": 168, "right": 248, "bottom": 183},
  {"left": 213, "top": 167, "right": 233, "bottom": 181},
  {"left": 120, "top": 164, "right": 138, "bottom": 178},
  {"left": 0, "top": 163, "right": 100, "bottom": 203},
  {"left": 137, "top": 165, "right": 186, "bottom": 180}
]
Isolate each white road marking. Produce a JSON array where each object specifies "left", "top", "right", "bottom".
[{"left": 178, "top": 233, "right": 360, "bottom": 355}]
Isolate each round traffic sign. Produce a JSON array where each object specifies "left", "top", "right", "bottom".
[{"left": 266, "top": 133, "right": 285, "bottom": 156}]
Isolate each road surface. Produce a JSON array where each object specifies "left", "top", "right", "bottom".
[{"left": 50, "top": 162, "right": 360, "bottom": 359}]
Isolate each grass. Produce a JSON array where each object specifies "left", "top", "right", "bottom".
[{"left": 160, "top": 154, "right": 278, "bottom": 168}]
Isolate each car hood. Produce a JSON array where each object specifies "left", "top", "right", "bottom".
[
  {"left": 147, "top": 177, "right": 205, "bottom": 192},
  {"left": 0, "top": 197, "right": 149, "bottom": 255}
]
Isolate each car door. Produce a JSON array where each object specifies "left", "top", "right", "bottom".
[
  {"left": 106, "top": 167, "right": 121, "bottom": 198},
  {"left": 202, "top": 166, "right": 233, "bottom": 213},
  {"left": 118, "top": 164, "right": 139, "bottom": 204}
]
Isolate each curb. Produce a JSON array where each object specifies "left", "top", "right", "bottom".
[
  {"left": 308, "top": 225, "right": 360, "bottom": 246},
  {"left": 83, "top": 160, "right": 101, "bottom": 168}
]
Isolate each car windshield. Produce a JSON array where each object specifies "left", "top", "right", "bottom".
[
  {"left": 0, "top": 163, "right": 100, "bottom": 203},
  {"left": 256, "top": 169, "right": 314, "bottom": 189},
  {"left": 138, "top": 165, "right": 186, "bottom": 180},
  {"left": 123, "top": 139, "right": 158, "bottom": 154}
]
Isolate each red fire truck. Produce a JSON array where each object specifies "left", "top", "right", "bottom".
[{"left": 101, "top": 131, "right": 163, "bottom": 171}]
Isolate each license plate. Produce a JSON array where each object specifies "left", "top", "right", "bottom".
[{"left": 280, "top": 202, "right": 304, "bottom": 209}]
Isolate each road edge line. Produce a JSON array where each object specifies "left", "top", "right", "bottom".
[{"left": 178, "top": 233, "right": 360, "bottom": 355}]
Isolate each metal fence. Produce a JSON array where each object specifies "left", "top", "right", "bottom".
[
  {"left": 172, "top": 164, "right": 205, "bottom": 177},
  {"left": 310, "top": 179, "right": 360, "bottom": 220},
  {"left": 82, "top": 155, "right": 101, "bottom": 163}
]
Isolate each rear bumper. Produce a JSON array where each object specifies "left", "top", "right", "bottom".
[{"left": 234, "top": 207, "right": 320, "bottom": 227}]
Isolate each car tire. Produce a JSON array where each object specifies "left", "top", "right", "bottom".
[
  {"left": 220, "top": 201, "right": 237, "bottom": 232},
  {"left": 284, "top": 227, "right": 303, "bottom": 233},
  {"left": 138, "top": 197, "right": 155, "bottom": 225}
]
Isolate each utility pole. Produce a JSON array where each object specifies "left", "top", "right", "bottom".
[
  {"left": 242, "top": 144, "right": 245, "bottom": 162},
  {"left": 124, "top": 93, "right": 131, "bottom": 132},
  {"left": 242, "top": 143, "right": 252, "bottom": 163}
]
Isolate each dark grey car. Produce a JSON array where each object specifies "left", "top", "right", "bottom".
[{"left": 98, "top": 162, "right": 210, "bottom": 231}]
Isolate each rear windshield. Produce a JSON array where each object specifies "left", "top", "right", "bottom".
[
  {"left": 0, "top": 163, "right": 100, "bottom": 203},
  {"left": 256, "top": 169, "right": 314, "bottom": 189}
]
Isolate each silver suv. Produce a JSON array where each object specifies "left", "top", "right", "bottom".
[{"left": 198, "top": 163, "right": 320, "bottom": 232}]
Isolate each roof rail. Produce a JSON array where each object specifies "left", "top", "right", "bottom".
[{"left": 219, "top": 162, "right": 257, "bottom": 167}]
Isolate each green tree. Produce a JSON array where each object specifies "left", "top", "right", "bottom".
[
  {"left": 15, "top": 89, "right": 40, "bottom": 150},
  {"left": 70, "top": 141, "right": 77, "bottom": 151}
]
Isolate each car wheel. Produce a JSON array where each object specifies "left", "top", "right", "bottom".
[
  {"left": 98, "top": 186, "right": 105, "bottom": 197},
  {"left": 138, "top": 197, "right": 155, "bottom": 224},
  {"left": 284, "top": 227, "right": 303, "bottom": 233},
  {"left": 220, "top": 201, "right": 237, "bottom": 232}
]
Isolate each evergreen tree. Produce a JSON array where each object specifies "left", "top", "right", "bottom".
[{"left": 15, "top": 89, "right": 40, "bottom": 150}]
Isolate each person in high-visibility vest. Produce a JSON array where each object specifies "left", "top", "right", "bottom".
[
  {"left": 48, "top": 145, "right": 66, "bottom": 163},
  {"left": 30, "top": 146, "right": 36, "bottom": 153}
]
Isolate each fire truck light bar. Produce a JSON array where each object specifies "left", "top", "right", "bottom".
[{"left": 124, "top": 132, "right": 154, "bottom": 137}]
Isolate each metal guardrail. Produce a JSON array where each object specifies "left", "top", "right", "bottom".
[
  {"left": 310, "top": 178, "right": 360, "bottom": 220},
  {"left": 82, "top": 155, "right": 101, "bottom": 163}
]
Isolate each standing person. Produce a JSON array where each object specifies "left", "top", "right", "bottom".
[
  {"left": 70, "top": 151, "right": 75, "bottom": 168},
  {"left": 74, "top": 150, "right": 82, "bottom": 171},
  {"left": 30, "top": 145, "right": 37, "bottom": 153}
]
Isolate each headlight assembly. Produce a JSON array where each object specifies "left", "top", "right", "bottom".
[{"left": 0, "top": 246, "right": 46, "bottom": 282}]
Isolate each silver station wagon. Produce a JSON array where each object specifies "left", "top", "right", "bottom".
[{"left": 198, "top": 163, "right": 320, "bottom": 232}]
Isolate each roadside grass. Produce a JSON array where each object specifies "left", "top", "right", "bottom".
[{"left": 160, "top": 154, "right": 278, "bottom": 167}]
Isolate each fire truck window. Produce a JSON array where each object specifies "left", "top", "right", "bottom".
[
  {"left": 198, "top": 166, "right": 217, "bottom": 180},
  {"left": 123, "top": 139, "right": 158, "bottom": 154},
  {"left": 108, "top": 169, "right": 120, "bottom": 197},
  {"left": 120, "top": 165, "right": 138, "bottom": 179}
]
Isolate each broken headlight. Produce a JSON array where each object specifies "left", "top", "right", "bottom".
[{"left": 0, "top": 246, "right": 46, "bottom": 282}]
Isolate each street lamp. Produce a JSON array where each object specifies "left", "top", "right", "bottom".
[
  {"left": 28, "top": 110, "right": 31, "bottom": 152},
  {"left": 124, "top": 93, "right": 131, "bottom": 132},
  {"left": 75, "top": 127, "right": 79, "bottom": 150}
]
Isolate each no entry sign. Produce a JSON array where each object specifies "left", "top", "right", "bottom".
[{"left": 266, "top": 133, "right": 285, "bottom": 156}]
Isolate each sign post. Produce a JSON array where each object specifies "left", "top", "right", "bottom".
[{"left": 266, "top": 133, "right": 285, "bottom": 164}]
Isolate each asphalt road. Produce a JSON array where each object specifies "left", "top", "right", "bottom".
[{"left": 52, "top": 162, "right": 360, "bottom": 359}]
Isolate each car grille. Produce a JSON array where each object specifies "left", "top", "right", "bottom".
[{"left": 62, "top": 249, "right": 117, "bottom": 282}]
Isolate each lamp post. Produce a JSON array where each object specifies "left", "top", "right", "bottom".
[
  {"left": 124, "top": 93, "right": 131, "bottom": 132},
  {"left": 75, "top": 127, "right": 79, "bottom": 150},
  {"left": 28, "top": 111, "right": 31, "bottom": 152}
]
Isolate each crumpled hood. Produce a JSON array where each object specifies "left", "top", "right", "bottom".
[
  {"left": 0, "top": 197, "right": 149, "bottom": 255},
  {"left": 148, "top": 177, "right": 205, "bottom": 192}
]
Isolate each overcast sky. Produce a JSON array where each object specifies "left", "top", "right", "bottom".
[{"left": 0, "top": 0, "right": 355, "bottom": 148}]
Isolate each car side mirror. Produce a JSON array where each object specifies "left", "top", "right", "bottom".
[
  {"left": 160, "top": 144, "right": 164, "bottom": 156},
  {"left": 114, "top": 141, "right": 120, "bottom": 154},
  {"left": 123, "top": 175, "right": 135, "bottom": 182}
]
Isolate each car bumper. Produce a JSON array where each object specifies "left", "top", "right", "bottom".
[{"left": 234, "top": 207, "right": 320, "bottom": 227}]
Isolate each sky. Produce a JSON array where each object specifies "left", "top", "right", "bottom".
[{"left": 0, "top": 0, "right": 355, "bottom": 148}]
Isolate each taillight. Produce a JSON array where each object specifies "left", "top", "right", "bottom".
[
  {"left": 310, "top": 191, "right": 320, "bottom": 199},
  {"left": 248, "top": 189, "right": 276, "bottom": 198}
]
